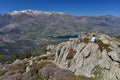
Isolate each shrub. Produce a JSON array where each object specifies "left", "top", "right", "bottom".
[
  {"left": 11, "top": 53, "right": 19, "bottom": 62},
  {"left": 96, "top": 39, "right": 112, "bottom": 52},
  {"left": 93, "top": 66, "right": 103, "bottom": 80},
  {"left": 0, "top": 54, "right": 5, "bottom": 63},
  {"left": 37, "top": 53, "right": 55, "bottom": 61},
  {"left": 37, "top": 56, "right": 48, "bottom": 61},
  {"left": 68, "top": 74, "right": 94, "bottom": 80},
  {"left": 7, "top": 63, "right": 27, "bottom": 71},
  {"left": 47, "top": 53, "right": 55, "bottom": 60},
  {"left": 21, "top": 51, "right": 32, "bottom": 59},
  {"left": 66, "top": 48, "right": 76, "bottom": 60},
  {"left": 0, "top": 70, "right": 7, "bottom": 76},
  {"left": 82, "top": 38, "right": 89, "bottom": 44}
]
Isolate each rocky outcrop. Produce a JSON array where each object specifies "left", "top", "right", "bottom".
[
  {"left": 49, "top": 33, "right": 120, "bottom": 80},
  {"left": 0, "top": 33, "right": 119, "bottom": 80},
  {"left": 13, "top": 59, "right": 22, "bottom": 65}
]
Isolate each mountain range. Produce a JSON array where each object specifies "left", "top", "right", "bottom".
[{"left": 0, "top": 10, "right": 120, "bottom": 54}]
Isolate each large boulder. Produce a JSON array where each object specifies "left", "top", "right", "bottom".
[{"left": 25, "top": 66, "right": 31, "bottom": 73}]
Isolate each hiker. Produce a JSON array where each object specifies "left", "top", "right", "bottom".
[{"left": 90, "top": 35, "right": 96, "bottom": 42}]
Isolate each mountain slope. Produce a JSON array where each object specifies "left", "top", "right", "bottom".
[{"left": 0, "top": 33, "right": 120, "bottom": 80}]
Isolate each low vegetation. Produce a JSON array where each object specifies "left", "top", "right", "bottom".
[
  {"left": 29, "top": 62, "right": 57, "bottom": 80},
  {"left": 0, "top": 60, "right": 104, "bottom": 80},
  {"left": 68, "top": 66, "right": 103, "bottom": 80},
  {"left": 68, "top": 74, "right": 94, "bottom": 80},
  {"left": 66, "top": 48, "right": 76, "bottom": 60},
  {"left": 37, "top": 54, "right": 55, "bottom": 61},
  {"left": 96, "top": 39, "right": 112, "bottom": 52},
  {"left": 7, "top": 62, "right": 27, "bottom": 71},
  {"left": 0, "top": 70, "right": 7, "bottom": 76},
  {"left": 0, "top": 50, "right": 39, "bottom": 63},
  {"left": 82, "top": 38, "right": 89, "bottom": 44},
  {"left": 0, "top": 54, "right": 5, "bottom": 63},
  {"left": 93, "top": 66, "right": 103, "bottom": 80},
  {"left": 114, "top": 35, "right": 120, "bottom": 39}
]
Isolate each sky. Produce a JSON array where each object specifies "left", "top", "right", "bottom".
[{"left": 0, "top": 0, "right": 120, "bottom": 16}]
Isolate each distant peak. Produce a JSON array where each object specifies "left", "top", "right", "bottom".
[{"left": 7, "top": 10, "right": 64, "bottom": 15}]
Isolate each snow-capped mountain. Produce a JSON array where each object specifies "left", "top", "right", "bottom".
[{"left": 8, "top": 10, "right": 64, "bottom": 16}]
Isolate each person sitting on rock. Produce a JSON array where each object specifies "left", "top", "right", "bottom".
[{"left": 90, "top": 35, "right": 96, "bottom": 42}]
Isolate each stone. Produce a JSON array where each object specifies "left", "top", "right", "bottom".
[
  {"left": 29, "top": 60, "right": 33, "bottom": 66},
  {"left": 108, "top": 51, "right": 120, "bottom": 63},
  {"left": 13, "top": 59, "right": 21, "bottom": 65},
  {"left": 47, "top": 45, "right": 55, "bottom": 52},
  {"left": 103, "top": 65, "right": 120, "bottom": 80},
  {"left": 26, "top": 66, "right": 31, "bottom": 73},
  {"left": 98, "top": 50, "right": 112, "bottom": 70}
]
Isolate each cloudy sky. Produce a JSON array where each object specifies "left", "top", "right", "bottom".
[{"left": 0, "top": 0, "right": 120, "bottom": 16}]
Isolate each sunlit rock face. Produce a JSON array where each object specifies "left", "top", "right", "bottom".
[{"left": 50, "top": 33, "right": 120, "bottom": 80}]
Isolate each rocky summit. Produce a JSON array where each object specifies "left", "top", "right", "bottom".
[
  {"left": 51, "top": 32, "right": 120, "bottom": 80},
  {"left": 0, "top": 33, "right": 120, "bottom": 80}
]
